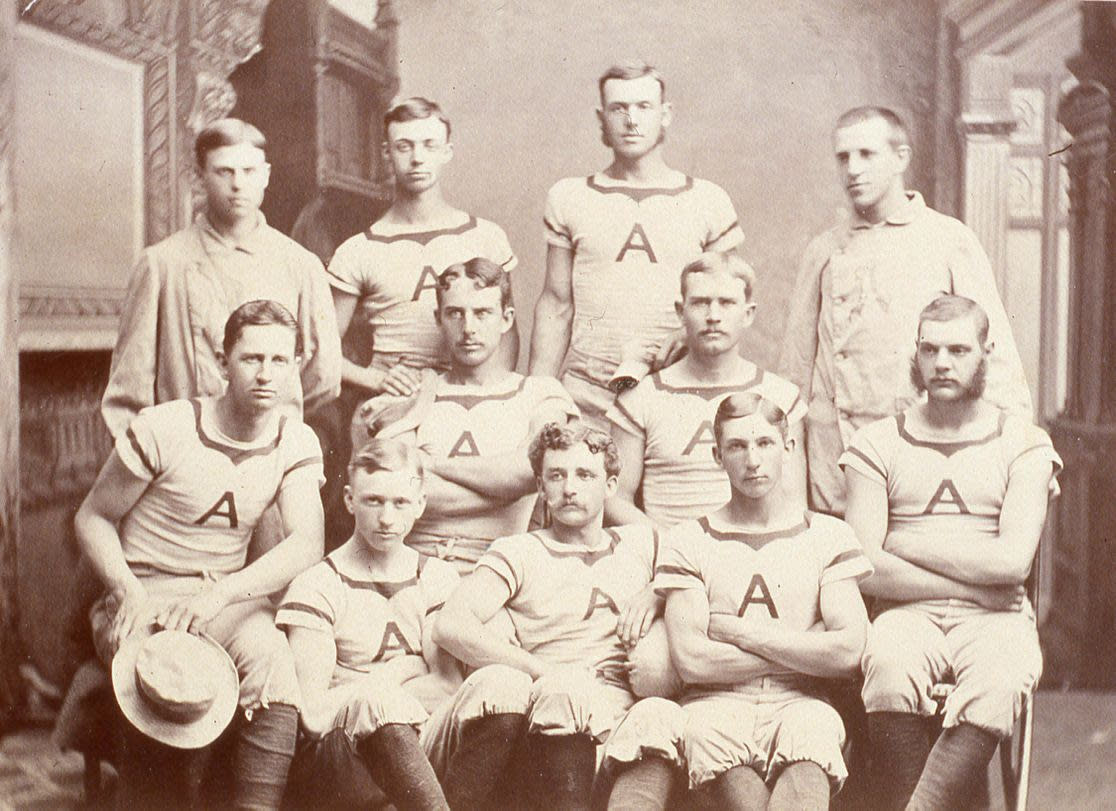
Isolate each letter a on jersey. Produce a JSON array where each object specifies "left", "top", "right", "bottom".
[
  {"left": 374, "top": 622, "right": 418, "bottom": 659},
  {"left": 737, "top": 574, "right": 779, "bottom": 619},
  {"left": 922, "top": 479, "right": 970, "bottom": 515},
  {"left": 582, "top": 587, "right": 620, "bottom": 620},
  {"left": 195, "top": 491, "right": 238, "bottom": 528},
  {"left": 448, "top": 431, "right": 480, "bottom": 458},
  {"left": 615, "top": 223, "right": 658, "bottom": 263},
  {"left": 681, "top": 421, "right": 716, "bottom": 456},
  {"left": 411, "top": 265, "right": 440, "bottom": 301}
]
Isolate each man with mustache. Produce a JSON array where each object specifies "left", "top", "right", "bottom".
[
  {"left": 841, "top": 296, "right": 1059, "bottom": 810},
  {"left": 530, "top": 62, "right": 744, "bottom": 430},
  {"left": 779, "top": 106, "right": 1032, "bottom": 518},
  {"left": 351, "top": 258, "right": 577, "bottom": 574}
]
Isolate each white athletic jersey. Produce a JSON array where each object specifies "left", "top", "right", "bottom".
[
  {"left": 327, "top": 214, "right": 517, "bottom": 370},
  {"left": 656, "top": 511, "right": 872, "bottom": 694},
  {"left": 545, "top": 174, "right": 743, "bottom": 386},
  {"left": 608, "top": 363, "right": 806, "bottom": 526},
  {"left": 478, "top": 525, "right": 659, "bottom": 686},
  {"left": 371, "top": 373, "right": 578, "bottom": 544},
  {"left": 839, "top": 410, "right": 1061, "bottom": 603},
  {"left": 114, "top": 397, "right": 324, "bottom": 575},
  {"left": 276, "top": 551, "right": 459, "bottom": 689}
]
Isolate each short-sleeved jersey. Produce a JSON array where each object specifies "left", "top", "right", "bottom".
[
  {"left": 276, "top": 552, "right": 459, "bottom": 689},
  {"left": 655, "top": 512, "right": 872, "bottom": 693},
  {"left": 608, "top": 363, "right": 806, "bottom": 526},
  {"left": 327, "top": 215, "right": 516, "bottom": 370},
  {"left": 394, "top": 373, "right": 577, "bottom": 543},
  {"left": 114, "top": 397, "right": 324, "bottom": 575},
  {"left": 545, "top": 175, "right": 743, "bottom": 386},
  {"left": 839, "top": 410, "right": 1062, "bottom": 576},
  {"left": 478, "top": 525, "right": 659, "bottom": 686}
]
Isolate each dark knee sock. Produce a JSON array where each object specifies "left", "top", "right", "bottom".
[
  {"left": 356, "top": 723, "right": 449, "bottom": 811},
  {"left": 605, "top": 756, "right": 677, "bottom": 811},
  {"left": 233, "top": 703, "right": 298, "bottom": 811},
  {"left": 907, "top": 723, "right": 998, "bottom": 811},
  {"left": 519, "top": 732, "right": 597, "bottom": 811},
  {"left": 769, "top": 761, "right": 830, "bottom": 811},
  {"left": 442, "top": 712, "right": 526, "bottom": 810},
  {"left": 692, "top": 763, "right": 770, "bottom": 810},
  {"left": 867, "top": 711, "right": 933, "bottom": 811}
]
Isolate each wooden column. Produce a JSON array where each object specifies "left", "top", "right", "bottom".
[
  {"left": 0, "top": 0, "right": 22, "bottom": 728},
  {"left": 1046, "top": 4, "right": 1116, "bottom": 688}
]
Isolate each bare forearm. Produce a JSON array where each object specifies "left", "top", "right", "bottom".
[
  {"left": 719, "top": 620, "right": 863, "bottom": 679},
  {"left": 672, "top": 637, "right": 789, "bottom": 685},
  {"left": 75, "top": 509, "right": 141, "bottom": 597},
  {"left": 431, "top": 455, "right": 534, "bottom": 501},
  {"left": 860, "top": 548, "right": 979, "bottom": 602},
  {"left": 604, "top": 496, "right": 653, "bottom": 527},
  {"left": 219, "top": 532, "right": 321, "bottom": 603},
  {"left": 342, "top": 358, "right": 385, "bottom": 393},
  {"left": 528, "top": 294, "right": 571, "bottom": 377},
  {"left": 434, "top": 614, "right": 546, "bottom": 678},
  {"left": 897, "top": 539, "right": 1028, "bottom": 586},
  {"left": 423, "top": 472, "right": 511, "bottom": 516}
]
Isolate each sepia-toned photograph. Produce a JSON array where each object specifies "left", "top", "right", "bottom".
[{"left": 1, "top": 0, "right": 1113, "bottom": 807}]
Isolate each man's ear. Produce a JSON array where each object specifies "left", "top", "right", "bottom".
[
  {"left": 501, "top": 305, "right": 516, "bottom": 335},
  {"left": 343, "top": 484, "right": 354, "bottom": 515},
  {"left": 712, "top": 444, "right": 723, "bottom": 469},
  {"left": 661, "top": 101, "right": 674, "bottom": 129},
  {"left": 217, "top": 351, "right": 229, "bottom": 379},
  {"left": 784, "top": 436, "right": 796, "bottom": 454},
  {"left": 675, "top": 299, "right": 684, "bottom": 319},
  {"left": 742, "top": 302, "right": 757, "bottom": 328},
  {"left": 605, "top": 474, "right": 619, "bottom": 498},
  {"left": 894, "top": 144, "right": 912, "bottom": 174},
  {"left": 983, "top": 339, "right": 995, "bottom": 356},
  {"left": 415, "top": 490, "right": 428, "bottom": 520},
  {"left": 261, "top": 161, "right": 272, "bottom": 191},
  {"left": 443, "top": 141, "right": 455, "bottom": 164}
]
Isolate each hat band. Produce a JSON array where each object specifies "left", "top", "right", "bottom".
[{"left": 135, "top": 671, "right": 215, "bottom": 723}]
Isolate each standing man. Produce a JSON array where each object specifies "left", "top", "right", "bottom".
[
  {"left": 76, "top": 301, "right": 325, "bottom": 809},
  {"left": 102, "top": 118, "right": 340, "bottom": 438},
  {"left": 351, "top": 259, "right": 577, "bottom": 573},
  {"left": 779, "top": 106, "right": 1032, "bottom": 517},
  {"left": 841, "top": 296, "right": 1059, "bottom": 810},
  {"left": 530, "top": 62, "right": 744, "bottom": 429}
]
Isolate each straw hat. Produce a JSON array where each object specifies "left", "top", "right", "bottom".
[{"left": 112, "top": 630, "right": 239, "bottom": 749}]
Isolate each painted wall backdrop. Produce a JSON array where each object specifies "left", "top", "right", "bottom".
[{"left": 391, "top": 0, "right": 940, "bottom": 371}]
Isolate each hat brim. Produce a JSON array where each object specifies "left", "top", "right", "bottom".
[{"left": 112, "top": 631, "right": 240, "bottom": 750}]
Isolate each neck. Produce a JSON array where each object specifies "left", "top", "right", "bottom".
[
  {"left": 551, "top": 517, "right": 605, "bottom": 547},
  {"left": 348, "top": 535, "right": 413, "bottom": 574},
  {"left": 214, "top": 394, "right": 272, "bottom": 442},
  {"left": 923, "top": 396, "right": 983, "bottom": 431},
  {"left": 387, "top": 187, "right": 452, "bottom": 225},
  {"left": 721, "top": 490, "right": 797, "bottom": 529},
  {"left": 208, "top": 211, "right": 260, "bottom": 243},
  {"left": 446, "top": 357, "right": 507, "bottom": 386},
  {"left": 855, "top": 184, "right": 908, "bottom": 225},
  {"left": 606, "top": 148, "right": 671, "bottom": 184},
  {"left": 682, "top": 347, "right": 746, "bottom": 380}
]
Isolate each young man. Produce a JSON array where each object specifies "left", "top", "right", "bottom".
[
  {"left": 606, "top": 252, "right": 806, "bottom": 527},
  {"left": 328, "top": 97, "right": 519, "bottom": 397},
  {"left": 529, "top": 62, "right": 744, "bottom": 429},
  {"left": 779, "top": 106, "right": 1033, "bottom": 517},
  {"left": 351, "top": 258, "right": 577, "bottom": 574},
  {"left": 277, "top": 439, "right": 460, "bottom": 810},
  {"left": 841, "top": 296, "right": 1059, "bottom": 811},
  {"left": 601, "top": 393, "right": 872, "bottom": 810},
  {"left": 427, "top": 423, "right": 662, "bottom": 810},
  {"left": 75, "top": 300, "right": 325, "bottom": 809},
  {"left": 102, "top": 118, "right": 340, "bottom": 438}
]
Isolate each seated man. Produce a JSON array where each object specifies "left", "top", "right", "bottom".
[
  {"left": 428, "top": 422, "right": 662, "bottom": 810},
  {"left": 277, "top": 439, "right": 460, "bottom": 810},
  {"left": 607, "top": 252, "right": 806, "bottom": 527},
  {"left": 74, "top": 300, "right": 325, "bottom": 809},
  {"left": 841, "top": 295, "right": 1059, "bottom": 811},
  {"left": 602, "top": 393, "right": 871, "bottom": 810},
  {"left": 352, "top": 257, "right": 577, "bottom": 574}
]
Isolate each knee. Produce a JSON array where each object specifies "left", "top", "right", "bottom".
[
  {"left": 603, "top": 698, "right": 686, "bottom": 767},
  {"left": 461, "top": 665, "right": 533, "bottom": 717},
  {"left": 234, "top": 627, "right": 301, "bottom": 710},
  {"left": 337, "top": 683, "right": 427, "bottom": 737},
  {"left": 862, "top": 634, "right": 932, "bottom": 706}
]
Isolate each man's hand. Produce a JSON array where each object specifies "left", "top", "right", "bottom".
[
  {"left": 968, "top": 583, "right": 1027, "bottom": 613},
  {"left": 110, "top": 583, "right": 156, "bottom": 654},
  {"left": 156, "top": 584, "right": 232, "bottom": 635},
  {"left": 652, "top": 328, "right": 688, "bottom": 371},
  {"left": 372, "top": 363, "right": 423, "bottom": 397},
  {"left": 617, "top": 586, "right": 663, "bottom": 649}
]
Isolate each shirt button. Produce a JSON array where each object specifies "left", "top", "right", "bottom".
[{"left": 835, "top": 351, "right": 848, "bottom": 361}]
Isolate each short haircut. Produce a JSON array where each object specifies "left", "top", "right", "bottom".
[
  {"left": 349, "top": 437, "right": 425, "bottom": 483},
  {"left": 598, "top": 61, "right": 665, "bottom": 102},
  {"left": 222, "top": 299, "right": 301, "bottom": 357},
  {"left": 436, "top": 257, "right": 513, "bottom": 311},
  {"left": 918, "top": 295, "right": 990, "bottom": 344},
  {"left": 528, "top": 421, "right": 621, "bottom": 479},
  {"left": 383, "top": 97, "right": 451, "bottom": 141},
  {"left": 834, "top": 105, "right": 910, "bottom": 150},
  {"left": 713, "top": 393, "right": 789, "bottom": 443},
  {"left": 195, "top": 118, "right": 267, "bottom": 168},
  {"left": 680, "top": 252, "right": 756, "bottom": 301}
]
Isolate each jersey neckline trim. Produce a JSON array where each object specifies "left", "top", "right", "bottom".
[
  {"left": 650, "top": 367, "right": 763, "bottom": 399},
  {"left": 585, "top": 174, "right": 694, "bottom": 202},
  {"left": 323, "top": 553, "right": 424, "bottom": 599},
  {"left": 434, "top": 374, "right": 528, "bottom": 409},
  {"left": 190, "top": 399, "right": 285, "bottom": 464},
  {"left": 895, "top": 411, "right": 1006, "bottom": 457},
  {"left": 364, "top": 215, "right": 478, "bottom": 245},
  {"left": 697, "top": 512, "right": 811, "bottom": 550},
  {"left": 530, "top": 527, "right": 621, "bottom": 563}
]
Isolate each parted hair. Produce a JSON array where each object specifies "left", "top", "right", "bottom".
[
  {"left": 195, "top": 118, "right": 267, "bottom": 168},
  {"left": 598, "top": 61, "right": 665, "bottom": 102},
  {"left": 436, "top": 257, "right": 513, "bottom": 310},
  {"left": 528, "top": 421, "right": 621, "bottom": 479},
  {"left": 349, "top": 438, "right": 425, "bottom": 482},
  {"left": 713, "top": 393, "right": 789, "bottom": 442},
  {"left": 835, "top": 105, "right": 911, "bottom": 150},
  {"left": 383, "top": 97, "right": 451, "bottom": 140},
  {"left": 918, "top": 295, "right": 990, "bottom": 344},
  {"left": 222, "top": 299, "right": 301, "bottom": 357},
  {"left": 680, "top": 252, "right": 756, "bottom": 301}
]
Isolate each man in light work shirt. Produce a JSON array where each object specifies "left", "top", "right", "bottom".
[
  {"left": 778, "top": 106, "right": 1032, "bottom": 516},
  {"left": 101, "top": 118, "right": 341, "bottom": 438}
]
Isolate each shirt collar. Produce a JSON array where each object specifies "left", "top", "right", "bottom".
[
  {"left": 849, "top": 190, "right": 924, "bottom": 230},
  {"left": 198, "top": 211, "right": 269, "bottom": 255}
]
